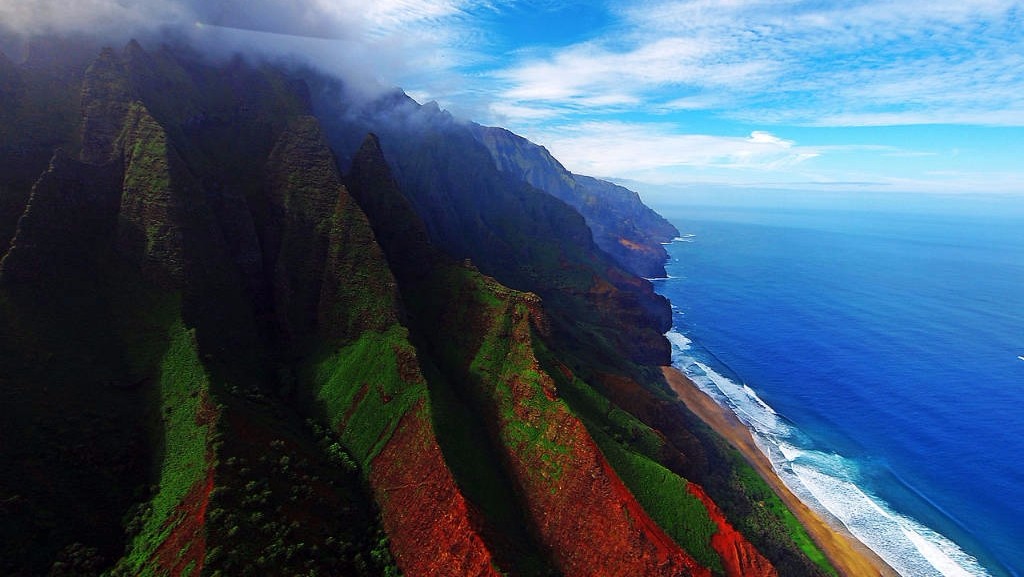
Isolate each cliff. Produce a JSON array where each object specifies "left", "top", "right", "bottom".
[
  {"left": 0, "top": 37, "right": 835, "bottom": 577},
  {"left": 469, "top": 124, "right": 680, "bottom": 279}
]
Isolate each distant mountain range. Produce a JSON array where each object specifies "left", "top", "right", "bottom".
[{"left": 0, "top": 36, "right": 834, "bottom": 577}]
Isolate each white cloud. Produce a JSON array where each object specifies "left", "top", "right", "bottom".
[
  {"left": 521, "top": 121, "right": 820, "bottom": 182},
  {"left": 747, "top": 131, "right": 792, "bottom": 147},
  {"left": 495, "top": 34, "right": 776, "bottom": 112},
  {"left": 0, "top": 0, "right": 476, "bottom": 38},
  {"left": 487, "top": 0, "right": 1024, "bottom": 129},
  {"left": 0, "top": 0, "right": 492, "bottom": 104},
  {"left": 658, "top": 96, "right": 720, "bottom": 111},
  {"left": 354, "top": 0, "right": 469, "bottom": 31},
  {"left": 0, "top": 0, "right": 189, "bottom": 37},
  {"left": 488, "top": 101, "right": 563, "bottom": 122}
]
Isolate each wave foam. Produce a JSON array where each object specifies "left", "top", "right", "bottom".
[
  {"left": 793, "top": 464, "right": 988, "bottom": 577},
  {"left": 667, "top": 329, "right": 991, "bottom": 577},
  {"left": 664, "top": 234, "right": 696, "bottom": 244},
  {"left": 666, "top": 329, "right": 692, "bottom": 353}
]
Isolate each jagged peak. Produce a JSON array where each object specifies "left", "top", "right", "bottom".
[
  {"left": 361, "top": 131, "right": 382, "bottom": 148},
  {"left": 120, "top": 38, "right": 153, "bottom": 69},
  {"left": 79, "top": 46, "right": 134, "bottom": 164},
  {"left": 287, "top": 114, "right": 326, "bottom": 139},
  {"left": 123, "top": 38, "right": 145, "bottom": 56},
  {"left": 348, "top": 130, "right": 434, "bottom": 264},
  {"left": 95, "top": 45, "right": 119, "bottom": 65},
  {"left": 354, "top": 132, "right": 389, "bottom": 169}
]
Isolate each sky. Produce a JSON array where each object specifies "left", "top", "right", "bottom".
[{"left": 3, "top": 0, "right": 1023, "bottom": 195}]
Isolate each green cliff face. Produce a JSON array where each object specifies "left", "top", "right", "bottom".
[{"left": 0, "top": 38, "right": 833, "bottom": 577}]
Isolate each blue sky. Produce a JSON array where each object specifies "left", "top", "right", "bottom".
[
  {"left": 354, "top": 0, "right": 1024, "bottom": 195},
  {"left": 4, "top": 0, "right": 1023, "bottom": 194}
]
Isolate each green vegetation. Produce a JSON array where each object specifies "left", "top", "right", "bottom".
[
  {"left": 446, "top": 272, "right": 573, "bottom": 486},
  {"left": 121, "top": 103, "right": 172, "bottom": 196},
  {"left": 202, "top": 418, "right": 401, "bottom": 577},
  {"left": 0, "top": 249, "right": 182, "bottom": 574},
  {"left": 679, "top": 410, "right": 836, "bottom": 577},
  {"left": 117, "top": 319, "right": 216, "bottom": 576},
  {"left": 599, "top": 437, "right": 722, "bottom": 573},
  {"left": 541, "top": 347, "right": 723, "bottom": 573},
  {"left": 730, "top": 452, "right": 838, "bottom": 577},
  {"left": 308, "top": 325, "right": 425, "bottom": 466},
  {"left": 400, "top": 264, "right": 566, "bottom": 575}
]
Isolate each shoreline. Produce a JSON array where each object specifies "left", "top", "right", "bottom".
[{"left": 661, "top": 366, "right": 898, "bottom": 577}]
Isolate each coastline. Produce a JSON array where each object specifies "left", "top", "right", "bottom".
[{"left": 661, "top": 366, "right": 899, "bottom": 577}]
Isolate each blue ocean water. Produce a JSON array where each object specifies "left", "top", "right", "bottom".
[{"left": 650, "top": 193, "right": 1024, "bottom": 577}]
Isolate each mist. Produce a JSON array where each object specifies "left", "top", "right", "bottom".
[{"left": 0, "top": 0, "right": 459, "bottom": 104}]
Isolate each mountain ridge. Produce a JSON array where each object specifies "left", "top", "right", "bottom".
[
  {"left": 0, "top": 37, "right": 836, "bottom": 577},
  {"left": 468, "top": 123, "right": 679, "bottom": 279}
]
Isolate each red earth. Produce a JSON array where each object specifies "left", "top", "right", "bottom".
[
  {"left": 370, "top": 403, "right": 501, "bottom": 577},
  {"left": 148, "top": 467, "right": 214, "bottom": 577},
  {"left": 688, "top": 483, "right": 778, "bottom": 577}
]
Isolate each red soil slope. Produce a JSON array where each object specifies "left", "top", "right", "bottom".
[
  {"left": 146, "top": 390, "right": 220, "bottom": 577},
  {"left": 485, "top": 295, "right": 710, "bottom": 577},
  {"left": 148, "top": 469, "right": 214, "bottom": 577},
  {"left": 370, "top": 404, "right": 501, "bottom": 577},
  {"left": 688, "top": 483, "right": 778, "bottom": 577},
  {"left": 507, "top": 398, "right": 711, "bottom": 577}
]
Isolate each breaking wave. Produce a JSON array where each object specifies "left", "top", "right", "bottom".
[{"left": 667, "top": 329, "right": 990, "bottom": 577}]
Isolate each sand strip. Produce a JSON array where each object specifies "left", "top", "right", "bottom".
[{"left": 661, "top": 366, "right": 898, "bottom": 577}]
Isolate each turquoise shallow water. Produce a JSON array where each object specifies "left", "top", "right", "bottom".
[{"left": 650, "top": 194, "right": 1024, "bottom": 576}]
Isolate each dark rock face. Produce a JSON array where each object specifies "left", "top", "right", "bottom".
[
  {"left": 80, "top": 47, "right": 134, "bottom": 164},
  {"left": 0, "top": 149, "right": 120, "bottom": 284},
  {"left": 573, "top": 173, "right": 680, "bottom": 276},
  {"left": 208, "top": 182, "right": 266, "bottom": 308},
  {"left": 116, "top": 103, "right": 211, "bottom": 286},
  {"left": 469, "top": 124, "right": 679, "bottom": 278},
  {"left": 0, "top": 50, "right": 22, "bottom": 126},
  {"left": 0, "top": 38, "right": 97, "bottom": 256},
  {"left": 346, "top": 133, "right": 435, "bottom": 278},
  {"left": 264, "top": 116, "right": 342, "bottom": 340}
]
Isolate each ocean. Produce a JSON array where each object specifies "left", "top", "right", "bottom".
[{"left": 649, "top": 192, "right": 1024, "bottom": 577}]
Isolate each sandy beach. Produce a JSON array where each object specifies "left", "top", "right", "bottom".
[{"left": 661, "top": 366, "right": 899, "bottom": 577}]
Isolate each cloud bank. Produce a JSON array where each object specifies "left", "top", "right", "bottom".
[
  {"left": 0, "top": 0, "right": 488, "bottom": 102},
  {"left": 4, "top": 1, "right": 1022, "bottom": 192}
]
